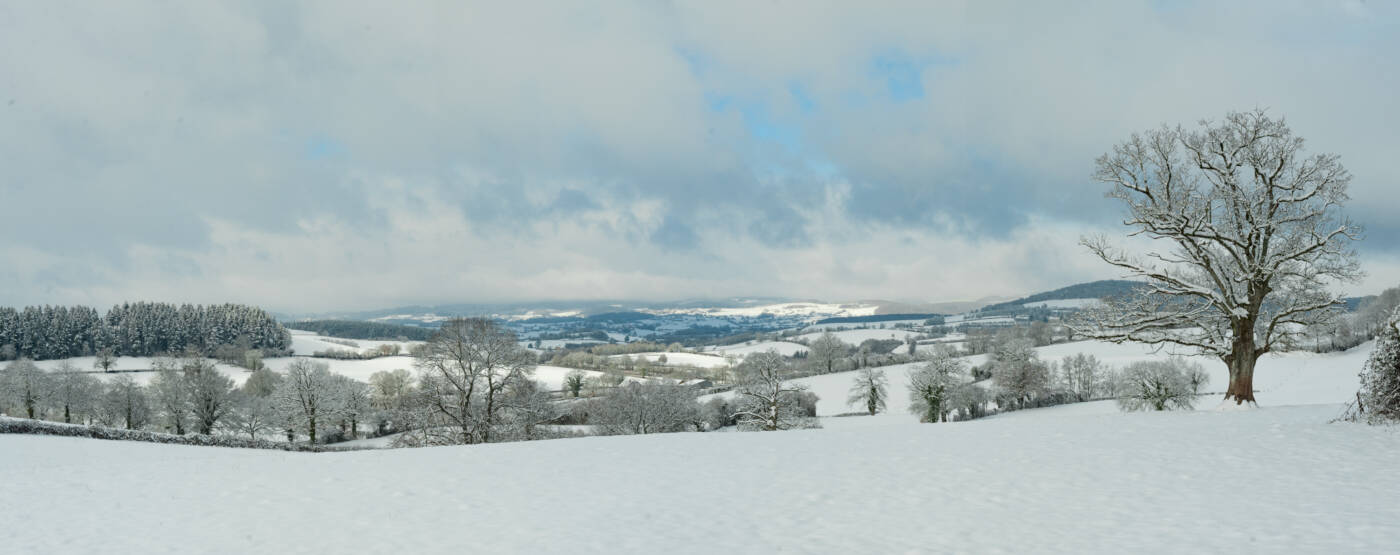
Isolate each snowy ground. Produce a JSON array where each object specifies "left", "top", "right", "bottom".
[
  {"left": 705, "top": 340, "right": 809, "bottom": 357},
  {"left": 612, "top": 351, "right": 731, "bottom": 369},
  {"left": 286, "top": 329, "right": 421, "bottom": 356},
  {"left": 794, "top": 328, "right": 922, "bottom": 345},
  {"left": 4, "top": 341, "right": 1395, "bottom": 553}
]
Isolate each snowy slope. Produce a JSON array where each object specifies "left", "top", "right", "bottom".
[
  {"left": 706, "top": 340, "right": 809, "bottom": 357},
  {"left": 794, "top": 328, "right": 921, "bottom": 345},
  {"left": 4, "top": 403, "right": 1398, "bottom": 554},
  {"left": 612, "top": 352, "right": 731, "bottom": 369},
  {"left": 5, "top": 341, "right": 1390, "bottom": 554}
]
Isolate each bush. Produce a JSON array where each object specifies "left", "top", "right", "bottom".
[
  {"left": 1350, "top": 307, "right": 1400, "bottom": 424},
  {"left": 1116, "top": 358, "right": 1207, "bottom": 412}
]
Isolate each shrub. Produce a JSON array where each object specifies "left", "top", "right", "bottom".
[{"left": 1116, "top": 358, "right": 1207, "bottom": 412}]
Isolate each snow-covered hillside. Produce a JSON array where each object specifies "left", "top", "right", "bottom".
[
  {"left": 706, "top": 340, "right": 809, "bottom": 358},
  {"left": 5, "top": 340, "right": 1392, "bottom": 553},
  {"left": 4, "top": 399, "right": 1397, "bottom": 553},
  {"left": 794, "top": 328, "right": 921, "bottom": 345}
]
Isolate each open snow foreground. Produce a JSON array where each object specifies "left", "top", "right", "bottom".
[{"left": 4, "top": 342, "right": 1400, "bottom": 553}]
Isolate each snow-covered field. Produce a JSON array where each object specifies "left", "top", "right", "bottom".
[
  {"left": 287, "top": 330, "right": 422, "bottom": 356},
  {"left": 4, "top": 340, "right": 1395, "bottom": 553},
  {"left": 613, "top": 352, "right": 731, "bottom": 369},
  {"left": 794, "top": 328, "right": 920, "bottom": 345},
  {"left": 705, "top": 340, "right": 809, "bottom": 357}
]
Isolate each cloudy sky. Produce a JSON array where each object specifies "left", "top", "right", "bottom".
[{"left": 2, "top": 1, "right": 1397, "bottom": 313}]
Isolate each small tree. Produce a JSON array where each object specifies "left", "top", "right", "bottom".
[
  {"left": 335, "top": 375, "right": 372, "bottom": 439},
  {"left": 242, "top": 367, "right": 283, "bottom": 398},
  {"left": 847, "top": 367, "right": 888, "bottom": 415},
  {"left": 908, "top": 353, "right": 966, "bottom": 423},
  {"left": 1117, "top": 358, "right": 1206, "bottom": 412},
  {"left": 150, "top": 359, "right": 192, "bottom": 435},
  {"left": 274, "top": 358, "right": 342, "bottom": 444},
  {"left": 563, "top": 370, "right": 587, "bottom": 398},
  {"left": 93, "top": 348, "right": 118, "bottom": 373},
  {"left": 101, "top": 374, "right": 150, "bottom": 430},
  {"left": 808, "top": 332, "right": 847, "bottom": 375},
  {"left": 990, "top": 340, "right": 1049, "bottom": 410},
  {"left": 731, "top": 350, "right": 816, "bottom": 431},
  {"left": 184, "top": 355, "right": 234, "bottom": 435},
  {"left": 226, "top": 392, "right": 278, "bottom": 440},
  {"left": 1, "top": 359, "right": 49, "bottom": 419},
  {"left": 49, "top": 361, "right": 100, "bottom": 423},
  {"left": 1059, "top": 353, "right": 1107, "bottom": 402}
]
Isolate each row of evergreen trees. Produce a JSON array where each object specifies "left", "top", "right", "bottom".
[{"left": 0, "top": 302, "right": 291, "bottom": 361}]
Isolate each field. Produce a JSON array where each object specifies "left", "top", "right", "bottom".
[{"left": 4, "top": 339, "right": 1397, "bottom": 553}]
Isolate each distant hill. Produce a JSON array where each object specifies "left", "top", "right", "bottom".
[{"left": 977, "top": 280, "right": 1146, "bottom": 315}]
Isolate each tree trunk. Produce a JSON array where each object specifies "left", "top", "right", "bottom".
[
  {"left": 309, "top": 414, "right": 317, "bottom": 444},
  {"left": 64, "top": 405, "right": 71, "bottom": 423},
  {"left": 1223, "top": 353, "right": 1258, "bottom": 404}
]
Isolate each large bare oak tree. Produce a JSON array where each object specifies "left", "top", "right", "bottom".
[{"left": 1075, "top": 110, "right": 1362, "bottom": 404}]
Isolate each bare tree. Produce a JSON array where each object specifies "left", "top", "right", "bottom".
[
  {"left": 49, "top": 361, "right": 100, "bottom": 423},
  {"left": 847, "top": 367, "right": 888, "bottom": 415},
  {"left": 593, "top": 382, "right": 699, "bottom": 435},
  {"left": 150, "top": 359, "right": 193, "bottom": 435},
  {"left": 1059, "top": 353, "right": 1107, "bottom": 402},
  {"left": 183, "top": 354, "right": 234, "bottom": 435},
  {"left": 93, "top": 348, "right": 118, "bottom": 373},
  {"left": 274, "top": 358, "right": 341, "bottom": 444},
  {"left": 1077, "top": 110, "right": 1363, "bottom": 405},
  {"left": 731, "top": 350, "right": 815, "bottom": 431},
  {"left": 226, "top": 392, "right": 279, "bottom": 440},
  {"left": 990, "top": 339, "right": 1049, "bottom": 410},
  {"left": 807, "top": 332, "right": 847, "bottom": 375},
  {"left": 1117, "top": 358, "right": 1207, "bottom": 412},
  {"left": 413, "top": 317, "right": 535, "bottom": 444},
  {"left": 1, "top": 359, "right": 49, "bottom": 419},
  {"left": 333, "top": 374, "right": 372, "bottom": 439},
  {"left": 101, "top": 374, "right": 150, "bottom": 430},
  {"left": 908, "top": 353, "right": 966, "bottom": 423}
]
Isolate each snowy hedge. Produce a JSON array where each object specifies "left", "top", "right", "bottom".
[
  {"left": 0, "top": 416, "right": 364, "bottom": 452},
  {"left": 1351, "top": 307, "right": 1400, "bottom": 424}
]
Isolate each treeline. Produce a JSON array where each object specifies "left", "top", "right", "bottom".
[
  {"left": 287, "top": 319, "right": 436, "bottom": 341},
  {"left": 813, "top": 313, "right": 941, "bottom": 325},
  {"left": 0, "top": 303, "right": 291, "bottom": 361}
]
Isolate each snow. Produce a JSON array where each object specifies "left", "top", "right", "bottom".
[
  {"left": 531, "top": 365, "right": 604, "bottom": 390},
  {"left": 613, "top": 352, "right": 731, "bottom": 369},
  {"left": 706, "top": 341, "right": 809, "bottom": 357},
  {"left": 5, "top": 401, "right": 1399, "bottom": 552},
  {"left": 5, "top": 340, "right": 1393, "bottom": 553},
  {"left": 1022, "top": 297, "right": 1101, "bottom": 309},
  {"left": 287, "top": 330, "right": 421, "bottom": 356},
  {"left": 794, "top": 328, "right": 921, "bottom": 345}
]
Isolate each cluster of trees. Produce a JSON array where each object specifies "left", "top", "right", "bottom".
[
  {"left": 286, "top": 319, "right": 435, "bottom": 341},
  {"left": 1311, "top": 285, "right": 1400, "bottom": 353},
  {"left": 0, "top": 303, "right": 291, "bottom": 361},
  {"left": 0, "top": 352, "right": 242, "bottom": 434},
  {"left": 312, "top": 343, "right": 403, "bottom": 360},
  {"left": 0, "top": 352, "right": 387, "bottom": 446},
  {"left": 802, "top": 331, "right": 926, "bottom": 377}
]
